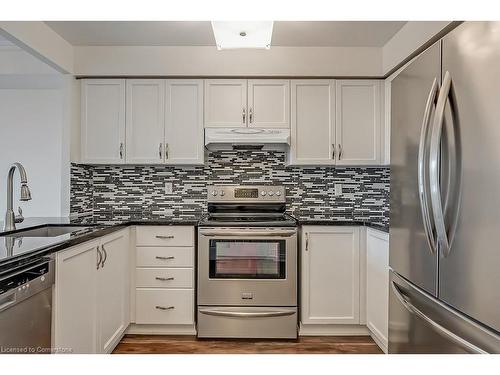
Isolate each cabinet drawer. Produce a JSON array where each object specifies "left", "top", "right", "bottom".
[
  {"left": 135, "top": 289, "right": 194, "bottom": 325},
  {"left": 136, "top": 226, "right": 194, "bottom": 246},
  {"left": 136, "top": 268, "right": 193, "bottom": 288},
  {"left": 136, "top": 246, "right": 194, "bottom": 267}
]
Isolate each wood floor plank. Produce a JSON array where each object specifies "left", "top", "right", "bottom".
[{"left": 113, "top": 335, "right": 383, "bottom": 354}]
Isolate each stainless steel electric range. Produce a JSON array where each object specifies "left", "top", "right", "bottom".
[{"left": 197, "top": 185, "right": 298, "bottom": 339}]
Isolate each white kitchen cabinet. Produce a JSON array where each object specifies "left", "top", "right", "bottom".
[
  {"left": 204, "top": 79, "right": 247, "bottom": 127},
  {"left": 54, "top": 229, "right": 130, "bottom": 353},
  {"left": 366, "top": 228, "right": 389, "bottom": 353},
  {"left": 97, "top": 230, "right": 130, "bottom": 353},
  {"left": 53, "top": 240, "right": 99, "bottom": 353},
  {"left": 81, "top": 79, "right": 126, "bottom": 164},
  {"left": 301, "top": 226, "right": 360, "bottom": 325},
  {"left": 247, "top": 79, "right": 290, "bottom": 128},
  {"left": 165, "top": 80, "right": 204, "bottom": 164},
  {"left": 131, "top": 226, "right": 195, "bottom": 332},
  {"left": 125, "top": 79, "right": 165, "bottom": 164},
  {"left": 289, "top": 80, "right": 336, "bottom": 165},
  {"left": 335, "top": 80, "right": 382, "bottom": 165}
]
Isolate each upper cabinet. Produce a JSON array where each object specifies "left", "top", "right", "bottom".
[
  {"left": 335, "top": 80, "right": 382, "bottom": 166},
  {"left": 247, "top": 80, "right": 290, "bottom": 128},
  {"left": 204, "top": 79, "right": 290, "bottom": 129},
  {"left": 204, "top": 79, "right": 247, "bottom": 128},
  {"left": 81, "top": 78, "right": 204, "bottom": 165},
  {"left": 80, "top": 78, "right": 384, "bottom": 166},
  {"left": 289, "top": 79, "right": 383, "bottom": 166},
  {"left": 165, "top": 80, "right": 204, "bottom": 164},
  {"left": 126, "top": 79, "right": 165, "bottom": 164},
  {"left": 289, "top": 80, "right": 336, "bottom": 165},
  {"left": 81, "top": 79, "right": 126, "bottom": 164}
]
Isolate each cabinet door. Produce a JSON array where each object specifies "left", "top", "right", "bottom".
[
  {"left": 301, "top": 226, "right": 360, "bottom": 325},
  {"left": 54, "top": 241, "right": 99, "bottom": 353},
  {"left": 335, "top": 80, "right": 381, "bottom": 165},
  {"left": 81, "top": 79, "right": 125, "bottom": 164},
  {"left": 204, "top": 79, "right": 247, "bottom": 127},
  {"left": 366, "top": 229, "right": 389, "bottom": 352},
  {"left": 165, "top": 80, "right": 204, "bottom": 164},
  {"left": 290, "top": 80, "right": 335, "bottom": 165},
  {"left": 125, "top": 79, "right": 165, "bottom": 164},
  {"left": 247, "top": 79, "right": 290, "bottom": 128},
  {"left": 97, "top": 230, "right": 130, "bottom": 353}
]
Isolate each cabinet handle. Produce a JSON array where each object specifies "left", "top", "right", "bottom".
[
  {"left": 156, "top": 235, "right": 174, "bottom": 239},
  {"left": 155, "top": 305, "right": 175, "bottom": 311},
  {"left": 332, "top": 144, "right": 336, "bottom": 159},
  {"left": 242, "top": 108, "right": 246, "bottom": 124},
  {"left": 101, "top": 245, "right": 107, "bottom": 267},
  {"left": 96, "top": 246, "right": 102, "bottom": 270},
  {"left": 155, "top": 256, "right": 175, "bottom": 260},
  {"left": 305, "top": 232, "right": 309, "bottom": 251},
  {"left": 155, "top": 276, "right": 175, "bottom": 281},
  {"left": 119, "top": 143, "right": 124, "bottom": 159},
  {"left": 165, "top": 143, "right": 169, "bottom": 159},
  {"left": 159, "top": 143, "right": 163, "bottom": 159},
  {"left": 338, "top": 144, "right": 343, "bottom": 159},
  {"left": 249, "top": 108, "right": 253, "bottom": 123}
]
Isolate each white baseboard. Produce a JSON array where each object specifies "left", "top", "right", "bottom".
[
  {"left": 367, "top": 322, "right": 388, "bottom": 353},
  {"left": 299, "top": 323, "right": 370, "bottom": 336},
  {"left": 126, "top": 324, "right": 197, "bottom": 335}
]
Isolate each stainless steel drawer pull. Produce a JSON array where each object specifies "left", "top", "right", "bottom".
[
  {"left": 200, "top": 230, "right": 296, "bottom": 237},
  {"left": 155, "top": 276, "right": 174, "bottom": 281},
  {"left": 155, "top": 235, "right": 175, "bottom": 239},
  {"left": 155, "top": 256, "right": 175, "bottom": 260},
  {"left": 155, "top": 305, "right": 175, "bottom": 311},
  {"left": 199, "top": 309, "right": 295, "bottom": 318}
]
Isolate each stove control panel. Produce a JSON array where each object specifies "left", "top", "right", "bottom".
[{"left": 207, "top": 185, "right": 286, "bottom": 203}]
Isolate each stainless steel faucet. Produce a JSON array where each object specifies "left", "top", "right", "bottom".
[{"left": 4, "top": 162, "right": 32, "bottom": 231}]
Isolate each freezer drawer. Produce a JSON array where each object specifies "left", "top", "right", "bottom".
[
  {"left": 389, "top": 271, "right": 500, "bottom": 353},
  {"left": 197, "top": 306, "right": 297, "bottom": 339}
]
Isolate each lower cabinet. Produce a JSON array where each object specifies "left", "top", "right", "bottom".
[
  {"left": 53, "top": 229, "right": 130, "bottom": 353},
  {"left": 300, "top": 225, "right": 389, "bottom": 351},
  {"left": 130, "top": 226, "right": 195, "bottom": 334},
  {"left": 301, "top": 226, "right": 360, "bottom": 326},
  {"left": 366, "top": 228, "right": 389, "bottom": 352}
]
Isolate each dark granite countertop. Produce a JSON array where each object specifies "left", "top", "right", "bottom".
[
  {"left": 296, "top": 219, "right": 389, "bottom": 233},
  {"left": 0, "top": 216, "right": 201, "bottom": 274},
  {"left": 0, "top": 215, "right": 387, "bottom": 274}
]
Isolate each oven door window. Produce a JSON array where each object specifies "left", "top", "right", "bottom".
[{"left": 209, "top": 240, "right": 286, "bottom": 279}]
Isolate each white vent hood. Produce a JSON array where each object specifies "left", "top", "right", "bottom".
[{"left": 204, "top": 128, "right": 290, "bottom": 151}]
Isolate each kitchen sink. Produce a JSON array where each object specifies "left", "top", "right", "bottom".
[{"left": 4, "top": 225, "right": 92, "bottom": 238}]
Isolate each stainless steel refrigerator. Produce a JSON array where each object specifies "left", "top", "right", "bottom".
[{"left": 389, "top": 21, "right": 500, "bottom": 353}]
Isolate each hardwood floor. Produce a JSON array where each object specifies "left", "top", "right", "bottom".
[{"left": 113, "top": 335, "right": 383, "bottom": 354}]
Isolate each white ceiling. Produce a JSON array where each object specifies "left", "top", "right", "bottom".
[{"left": 45, "top": 21, "right": 406, "bottom": 47}]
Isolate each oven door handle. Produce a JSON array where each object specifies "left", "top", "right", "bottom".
[
  {"left": 200, "top": 230, "right": 297, "bottom": 237},
  {"left": 198, "top": 308, "right": 296, "bottom": 318}
]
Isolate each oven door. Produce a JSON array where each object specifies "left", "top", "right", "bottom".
[{"left": 198, "top": 227, "right": 297, "bottom": 306}]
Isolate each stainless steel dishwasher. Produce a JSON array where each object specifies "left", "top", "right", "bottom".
[{"left": 0, "top": 257, "right": 54, "bottom": 354}]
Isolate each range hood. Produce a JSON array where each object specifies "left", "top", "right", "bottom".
[{"left": 204, "top": 128, "right": 290, "bottom": 151}]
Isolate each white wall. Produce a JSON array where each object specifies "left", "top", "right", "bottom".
[
  {"left": 0, "top": 21, "right": 74, "bottom": 74},
  {"left": 0, "top": 75, "right": 71, "bottom": 218},
  {"left": 0, "top": 44, "right": 72, "bottom": 219},
  {"left": 382, "top": 21, "right": 451, "bottom": 74},
  {"left": 74, "top": 46, "right": 383, "bottom": 76}
]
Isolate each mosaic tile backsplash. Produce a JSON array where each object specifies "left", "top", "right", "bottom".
[{"left": 70, "top": 151, "right": 390, "bottom": 226}]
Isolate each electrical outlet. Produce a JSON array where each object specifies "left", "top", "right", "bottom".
[
  {"left": 165, "top": 182, "right": 173, "bottom": 194},
  {"left": 334, "top": 183, "right": 342, "bottom": 196}
]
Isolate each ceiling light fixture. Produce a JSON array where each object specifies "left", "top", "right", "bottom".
[{"left": 211, "top": 21, "right": 273, "bottom": 50}]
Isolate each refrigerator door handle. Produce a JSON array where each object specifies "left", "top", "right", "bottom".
[
  {"left": 418, "top": 77, "right": 439, "bottom": 255},
  {"left": 391, "top": 280, "right": 487, "bottom": 354},
  {"left": 429, "top": 71, "right": 462, "bottom": 257}
]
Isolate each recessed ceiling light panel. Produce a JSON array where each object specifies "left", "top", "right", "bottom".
[{"left": 211, "top": 21, "right": 273, "bottom": 50}]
